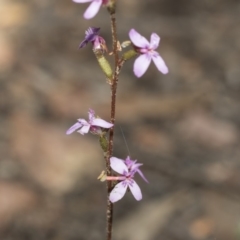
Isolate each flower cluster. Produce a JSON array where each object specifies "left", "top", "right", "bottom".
[
  {"left": 69, "top": 0, "right": 170, "bottom": 203},
  {"left": 77, "top": 27, "right": 168, "bottom": 78},
  {"left": 106, "top": 156, "right": 148, "bottom": 203},
  {"left": 73, "top": 1, "right": 168, "bottom": 78}
]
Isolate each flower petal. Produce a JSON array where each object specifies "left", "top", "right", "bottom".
[
  {"left": 136, "top": 169, "right": 149, "bottom": 183},
  {"left": 133, "top": 54, "right": 151, "bottom": 78},
  {"left": 77, "top": 124, "right": 90, "bottom": 135},
  {"left": 129, "top": 29, "right": 149, "bottom": 48},
  {"left": 128, "top": 180, "right": 142, "bottom": 201},
  {"left": 109, "top": 181, "right": 128, "bottom": 203},
  {"left": 73, "top": 0, "right": 92, "bottom": 2},
  {"left": 66, "top": 122, "right": 82, "bottom": 135},
  {"left": 88, "top": 109, "right": 95, "bottom": 122},
  {"left": 83, "top": 0, "right": 102, "bottom": 19},
  {"left": 78, "top": 118, "right": 89, "bottom": 124},
  {"left": 152, "top": 53, "right": 168, "bottom": 74},
  {"left": 150, "top": 33, "right": 160, "bottom": 50},
  {"left": 79, "top": 39, "right": 88, "bottom": 48},
  {"left": 124, "top": 157, "right": 136, "bottom": 168},
  {"left": 92, "top": 118, "right": 113, "bottom": 128},
  {"left": 130, "top": 162, "right": 142, "bottom": 171},
  {"left": 110, "top": 157, "right": 128, "bottom": 175},
  {"left": 86, "top": 27, "right": 100, "bottom": 35}
]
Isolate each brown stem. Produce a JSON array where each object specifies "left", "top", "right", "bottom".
[{"left": 106, "top": 11, "right": 119, "bottom": 240}]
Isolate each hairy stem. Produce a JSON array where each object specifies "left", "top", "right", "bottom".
[{"left": 106, "top": 11, "right": 119, "bottom": 240}]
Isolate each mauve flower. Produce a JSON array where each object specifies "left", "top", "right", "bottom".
[
  {"left": 66, "top": 109, "right": 113, "bottom": 135},
  {"left": 73, "top": 0, "right": 109, "bottom": 19},
  {"left": 107, "top": 157, "right": 148, "bottom": 203},
  {"left": 79, "top": 27, "right": 100, "bottom": 48},
  {"left": 79, "top": 27, "right": 107, "bottom": 52},
  {"left": 129, "top": 29, "right": 169, "bottom": 78}
]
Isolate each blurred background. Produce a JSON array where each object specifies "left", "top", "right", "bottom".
[{"left": 1, "top": 0, "right": 240, "bottom": 239}]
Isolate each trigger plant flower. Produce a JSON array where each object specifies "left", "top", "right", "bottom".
[
  {"left": 66, "top": 109, "right": 113, "bottom": 136},
  {"left": 73, "top": 0, "right": 109, "bottom": 19},
  {"left": 79, "top": 27, "right": 107, "bottom": 52},
  {"left": 129, "top": 29, "right": 169, "bottom": 78},
  {"left": 106, "top": 156, "right": 148, "bottom": 203}
]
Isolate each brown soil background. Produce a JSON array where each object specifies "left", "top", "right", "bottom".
[{"left": 1, "top": 0, "right": 240, "bottom": 239}]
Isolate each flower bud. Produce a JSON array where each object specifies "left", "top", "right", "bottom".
[
  {"left": 122, "top": 49, "right": 138, "bottom": 61},
  {"left": 106, "top": 0, "right": 116, "bottom": 14},
  {"left": 99, "top": 134, "right": 109, "bottom": 153},
  {"left": 93, "top": 49, "right": 113, "bottom": 79}
]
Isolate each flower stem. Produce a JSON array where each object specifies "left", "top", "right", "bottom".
[{"left": 106, "top": 10, "right": 119, "bottom": 240}]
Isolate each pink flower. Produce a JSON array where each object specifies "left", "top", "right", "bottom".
[
  {"left": 129, "top": 29, "right": 169, "bottom": 78},
  {"left": 106, "top": 156, "right": 148, "bottom": 203},
  {"left": 66, "top": 109, "right": 113, "bottom": 135},
  {"left": 73, "top": 0, "right": 109, "bottom": 19}
]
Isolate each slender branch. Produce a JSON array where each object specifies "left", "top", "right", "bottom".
[{"left": 106, "top": 11, "right": 119, "bottom": 240}]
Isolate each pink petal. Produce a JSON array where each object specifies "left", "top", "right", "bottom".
[
  {"left": 77, "top": 124, "right": 90, "bottom": 135},
  {"left": 152, "top": 53, "right": 168, "bottom": 74},
  {"left": 66, "top": 122, "right": 82, "bottom": 135},
  {"left": 83, "top": 0, "right": 102, "bottom": 19},
  {"left": 150, "top": 33, "right": 160, "bottom": 50},
  {"left": 109, "top": 181, "right": 128, "bottom": 203},
  {"left": 110, "top": 157, "right": 128, "bottom": 175},
  {"left": 78, "top": 118, "right": 89, "bottom": 125},
  {"left": 136, "top": 169, "right": 149, "bottom": 183},
  {"left": 92, "top": 118, "right": 113, "bottom": 128},
  {"left": 130, "top": 162, "right": 143, "bottom": 171},
  {"left": 88, "top": 109, "right": 95, "bottom": 122},
  {"left": 129, "top": 29, "right": 149, "bottom": 48},
  {"left": 73, "top": 0, "right": 92, "bottom": 3},
  {"left": 128, "top": 180, "right": 142, "bottom": 201},
  {"left": 133, "top": 54, "right": 151, "bottom": 78}
]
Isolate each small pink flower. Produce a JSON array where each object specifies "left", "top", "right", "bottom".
[
  {"left": 66, "top": 109, "right": 113, "bottom": 135},
  {"left": 73, "top": 0, "right": 109, "bottom": 19},
  {"left": 129, "top": 29, "right": 169, "bottom": 78},
  {"left": 106, "top": 156, "right": 148, "bottom": 203}
]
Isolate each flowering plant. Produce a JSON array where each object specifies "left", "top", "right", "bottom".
[{"left": 67, "top": 0, "right": 168, "bottom": 239}]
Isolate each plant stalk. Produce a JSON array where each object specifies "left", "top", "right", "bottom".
[{"left": 106, "top": 11, "right": 119, "bottom": 240}]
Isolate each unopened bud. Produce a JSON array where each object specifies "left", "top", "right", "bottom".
[
  {"left": 122, "top": 49, "right": 138, "bottom": 61},
  {"left": 93, "top": 49, "right": 113, "bottom": 79},
  {"left": 107, "top": 0, "right": 116, "bottom": 14},
  {"left": 99, "top": 134, "right": 109, "bottom": 153}
]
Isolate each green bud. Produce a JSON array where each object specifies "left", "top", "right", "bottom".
[
  {"left": 107, "top": 0, "right": 116, "bottom": 14},
  {"left": 99, "top": 134, "right": 109, "bottom": 153},
  {"left": 122, "top": 49, "right": 138, "bottom": 61},
  {"left": 93, "top": 49, "right": 113, "bottom": 79}
]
